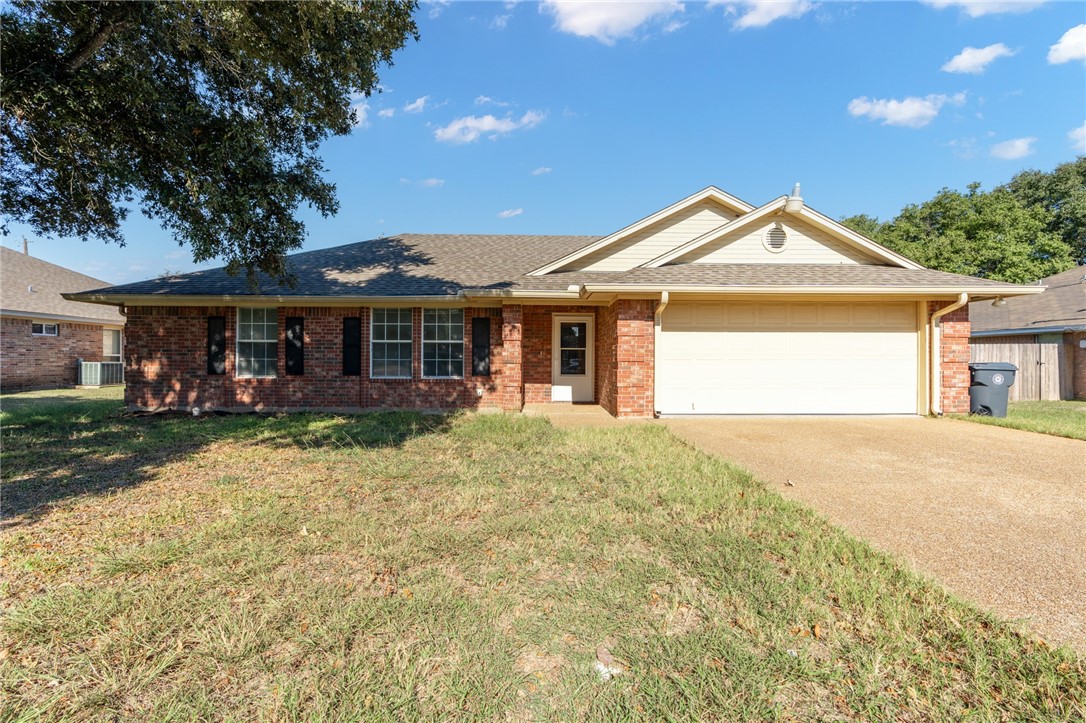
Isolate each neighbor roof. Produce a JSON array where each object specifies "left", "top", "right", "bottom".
[
  {"left": 969, "top": 265, "right": 1086, "bottom": 335},
  {"left": 1, "top": 246, "right": 125, "bottom": 324},
  {"left": 65, "top": 234, "right": 1037, "bottom": 305}
]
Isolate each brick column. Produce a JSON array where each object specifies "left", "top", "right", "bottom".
[
  {"left": 614, "top": 299, "right": 656, "bottom": 418},
  {"left": 929, "top": 301, "right": 971, "bottom": 414},
  {"left": 501, "top": 304, "right": 524, "bottom": 411}
]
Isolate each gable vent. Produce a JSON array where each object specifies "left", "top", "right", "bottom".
[{"left": 764, "top": 224, "right": 788, "bottom": 253}]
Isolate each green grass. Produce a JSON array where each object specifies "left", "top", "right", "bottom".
[
  {"left": 0, "top": 385, "right": 124, "bottom": 420},
  {"left": 952, "top": 400, "right": 1086, "bottom": 440},
  {"left": 1, "top": 397, "right": 1083, "bottom": 720}
]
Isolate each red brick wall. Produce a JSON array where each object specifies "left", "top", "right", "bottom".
[
  {"left": 613, "top": 299, "right": 656, "bottom": 418},
  {"left": 500, "top": 305, "right": 523, "bottom": 410},
  {"left": 1, "top": 316, "right": 107, "bottom": 390},
  {"left": 596, "top": 304, "right": 618, "bottom": 415},
  {"left": 928, "top": 301, "right": 971, "bottom": 414},
  {"left": 124, "top": 305, "right": 507, "bottom": 412}
]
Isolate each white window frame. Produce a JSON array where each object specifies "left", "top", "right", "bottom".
[
  {"left": 31, "top": 322, "right": 59, "bottom": 336},
  {"left": 236, "top": 307, "right": 278, "bottom": 379},
  {"left": 370, "top": 308, "right": 413, "bottom": 379},
  {"left": 422, "top": 308, "right": 465, "bottom": 379}
]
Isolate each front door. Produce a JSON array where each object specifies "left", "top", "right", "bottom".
[{"left": 551, "top": 315, "right": 594, "bottom": 402}]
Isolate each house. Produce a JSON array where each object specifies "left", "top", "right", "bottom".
[
  {"left": 1, "top": 245, "right": 126, "bottom": 390},
  {"left": 969, "top": 265, "right": 1086, "bottom": 401},
  {"left": 64, "top": 186, "right": 1044, "bottom": 418}
]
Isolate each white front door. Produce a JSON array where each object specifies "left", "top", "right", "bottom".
[{"left": 551, "top": 315, "right": 594, "bottom": 402}]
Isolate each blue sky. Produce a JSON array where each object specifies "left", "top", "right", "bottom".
[{"left": 5, "top": 0, "right": 1085, "bottom": 284}]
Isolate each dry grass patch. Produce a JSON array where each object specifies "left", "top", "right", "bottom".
[{"left": 1, "top": 396, "right": 1083, "bottom": 720}]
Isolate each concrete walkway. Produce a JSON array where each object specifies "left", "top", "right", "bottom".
[{"left": 663, "top": 416, "right": 1086, "bottom": 651}]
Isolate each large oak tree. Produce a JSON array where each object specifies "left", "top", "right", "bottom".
[{"left": 1, "top": 0, "right": 418, "bottom": 281}]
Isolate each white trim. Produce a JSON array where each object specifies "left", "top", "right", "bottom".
[
  {"left": 551, "top": 313, "right": 595, "bottom": 402},
  {"left": 762, "top": 223, "right": 788, "bottom": 254},
  {"left": 528, "top": 186, "right": 755, "bottom": 276},
  {"left": 794, "top": 205, "right": 922, "bottom": 270},
  {"left": 31, "top": 321, "right": 59, "bottom": 336},
  {"left": 3, "top": 309, "right": 124, "bottom": 326},
  {"left": 370, "top": 307, "right": 413, "bottom": 380}
]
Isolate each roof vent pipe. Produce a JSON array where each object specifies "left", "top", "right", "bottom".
[{"left": 784, "top": 183, "right": 804, "bottom": 213}]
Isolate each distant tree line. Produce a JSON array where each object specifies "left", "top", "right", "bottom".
[{"left": 841, "top": 158, "right": 1084, "bottom": 283}]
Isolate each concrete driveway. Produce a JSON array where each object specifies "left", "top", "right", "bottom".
[{"left": 664, "top": 416, "right": 1086, "bottom": 651}]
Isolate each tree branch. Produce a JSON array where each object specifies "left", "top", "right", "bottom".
[{"left": 61, "top": 18, "right": 132, "bottom": 75}]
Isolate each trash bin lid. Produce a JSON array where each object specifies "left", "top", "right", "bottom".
[{"left": 968, "top": 361, "right": 1018, "bottom": 372}]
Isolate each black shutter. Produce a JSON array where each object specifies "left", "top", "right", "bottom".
[
  {"left": 207, "top": 316, "right": 226, "bottom": 375},
  {"left": 472, "top": 316, "right": 490, "bottom": 377},
  {"left": 343, "top": 317, "right": 361, "bottom": 376},
  {"left": 285, "top": 317, "right": 304, "bottom": 375}
]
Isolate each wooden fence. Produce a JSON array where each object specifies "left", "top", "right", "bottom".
[{"left": 970, "top": 335, "right": 1071, "bottom": 401}]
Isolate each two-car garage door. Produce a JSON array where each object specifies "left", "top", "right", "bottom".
[{"left": 655, "top": 301, "right": 920, "bottom": 415}]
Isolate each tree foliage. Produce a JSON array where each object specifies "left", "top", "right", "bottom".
[
  {"left": 1, "top": 0, "right": 418, "bottom": 281},
  {"left": 842, "top": 160, "right": 1083, "bottom": 283}
]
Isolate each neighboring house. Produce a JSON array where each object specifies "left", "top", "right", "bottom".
[
  {"left": 1, "top": 245, "right": 126, "bottom": 390},
  {"left": 969, "top": 265, "right": 1086, "bottom": 401},
  {"left": 65, "top": 186, "right": 1043, "bottom": 418}
]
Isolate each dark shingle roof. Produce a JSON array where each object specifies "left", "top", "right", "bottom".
[
  {"left": 969, "top": 265, "right": 1086, "bottom": 333},
  {"left": 67, "top": 234, "right": 1034, "bottom": 301},
  {"left": 1, "top": 246, "right": 125, "bottom": 323}
]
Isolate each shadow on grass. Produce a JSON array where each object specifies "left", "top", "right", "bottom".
[{"left": 1, "top": 404, "right": 450, "bottom": 528}]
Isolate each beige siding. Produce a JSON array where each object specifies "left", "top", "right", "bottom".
[
  {"left": 570, "top": 200, "right": 738, "bottom": 272},
  {"left": 680, "top": 215, "right": 878, "bottom": 265}
]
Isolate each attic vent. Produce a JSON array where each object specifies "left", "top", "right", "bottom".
[{"left": 764, "top": 224, "right": 788, "bottom": 253}]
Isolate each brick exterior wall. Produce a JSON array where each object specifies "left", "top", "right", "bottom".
[
  {"left": 612, "top": 300, "right": 656, "bottom": 418},
  {"left": 522, "top": 304, "right": 603, "bottom": 404},
  {"left": 124, "top": 305, "right": 506, "bottom": 412},
  {"left": 1, "top": 316, "right": 108, "bottom": 390},
  {"left": 928, "top": 301, "right": 971, "bottom": 414},
  {"left": 1070, "top": 331, "right": 1086, "bottom": 401}
]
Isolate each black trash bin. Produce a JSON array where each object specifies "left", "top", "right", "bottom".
[{"left": 968, "top": 362, "right": 1017, "bottom": 417}]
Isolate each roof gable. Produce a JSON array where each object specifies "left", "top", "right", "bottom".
[
  {"left": 643, "top": 198, "right": 921, "bottom": 270},
  {"left": 529, "top": 186, "right": 754, "bottom": 276},
  {"left": 969, "top": 265, "right": 1085, "bottom": 333}
]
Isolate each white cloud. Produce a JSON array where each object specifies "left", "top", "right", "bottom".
[
  {"left": 945, "top": 137, "right": 979, "bottom": 160},
  {"left": 491, "top": 13, "right": 512, "bottom": 29},
  {"left": 1048, "top": 24, "right": 1086, "bottom": 65},
  {"left": 541, "top": 0, "right": 683, "bottom": 45},
  {"left": 990, "top": 137, "right": 1036, "bottom": 159},
  {"left": 351, "top": 100, "right": 370, "bottom": 128},
  {"left": 709, "top": 0, "right": 813, "bottom": 30},
  {"left": 497, "top": 208, "right": 523, "bottom": 219},
  {"left": 663, "top": 19, "right": 687, "bottom": 33},
  {"left": 475, "top": 95, "right": 512, "bottom": 107},
  {"left": 531, "top": 166, "right": 553, "bottom": 175},
  {"left": 403, "top": 95, "right": 430, "bottom": 114},
  {"left": 422, "top": 0, "right": 450, "bottom": 19},
  {"left": 378, "top": 108, "right": 395, "bottom": 118},
  {"left": 419, "top": 178, "right": 445, "bottom": 188},
  {"left": 847, "top": 92, "right": 965, "bottom": 128},
  {"left": 1068, "top": 122, "right": 1086, "bottom": 153},
  {"left": 921, "top": 0, "right": 1046, "bottom": 18},
  {"left": 434, "top": 110, "right": 546, "bottom": 144},
  {"left": 941, "top": 43, "right": 1015, "bottom": 74}
]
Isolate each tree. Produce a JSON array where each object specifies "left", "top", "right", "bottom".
[
  {"left": 839, "top": 214, "right": 887, "bottom": 243},
  {"left": 875, "top": 183, "right": 1073, "bottom": 284},
  {"left": 1003, "top": 157, "right": 1086, "bottom": 265},
  {"left": 1, "top": 1, "right": 418, "bottom": 281}
]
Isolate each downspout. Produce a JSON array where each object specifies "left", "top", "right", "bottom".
[
  {"left": 928, "top": 293, "right": 968, "bottom": 416},
  {"left": 653, "top": 291, "right": 669, "bottom": 418}
]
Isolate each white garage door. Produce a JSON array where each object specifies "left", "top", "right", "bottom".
[{"left": 656, "top": 301, "right": 919, "bottom": 415}]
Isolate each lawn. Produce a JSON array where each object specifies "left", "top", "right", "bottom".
[
  {"left": 1, "top": 395, "right": 1083, "bottom": 720},
  {"left": 952, "top": 400, "right": 1086, "bottom": 440}
]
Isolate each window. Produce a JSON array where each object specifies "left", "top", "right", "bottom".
[
  {"left": 103, "top": 329, "right": 122, "bottom": 362},
  {"left": 236, "top": 308, "right": 278, "bottom": 378},
  {"left": 423, "top": 309, "right": 464, "bottom": 378},
  {"left": 371, "top": 308, "right": 412, "bottom": 378},
  {"left": 32, "top": 322, "right": 58, "bottom": 336}
]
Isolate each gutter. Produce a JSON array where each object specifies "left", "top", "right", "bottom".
[
  {"left": 929, "top": 293, "right": 969, "bottom": 416},
  {"left": 579, "top": 283, "right": 1044, "bottom": 297},
  {"left": 971, "top": 323, "right": 1086, "bottom": 338}
]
